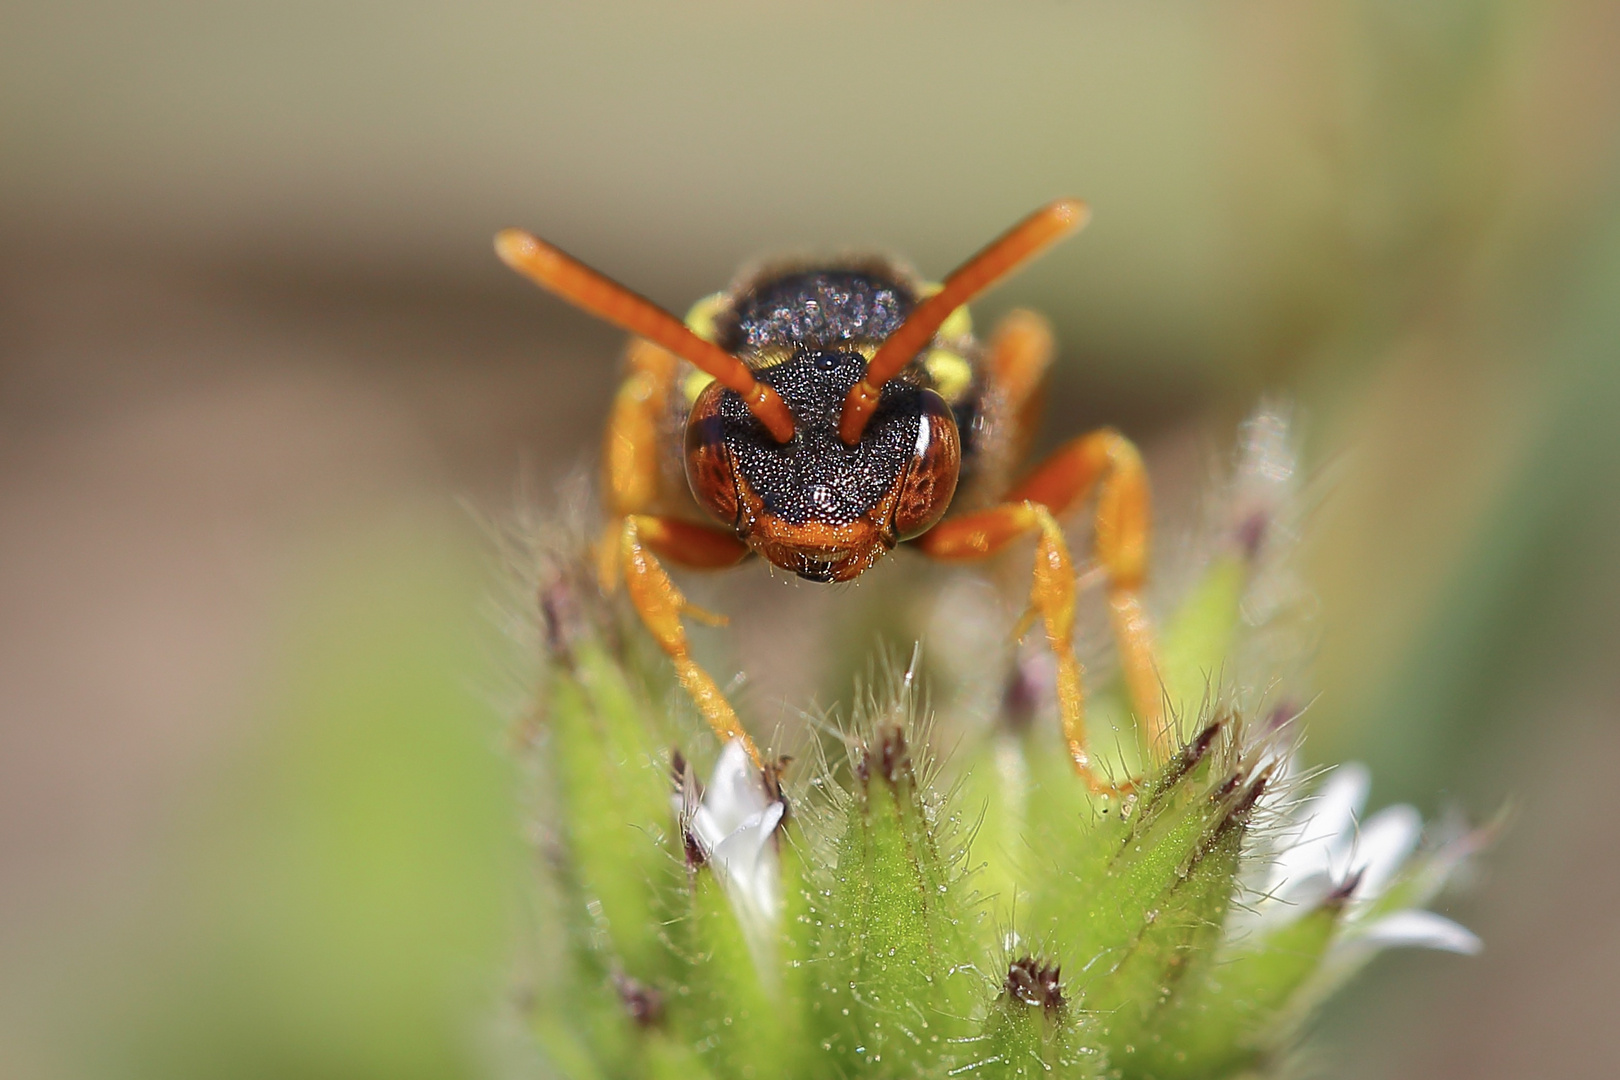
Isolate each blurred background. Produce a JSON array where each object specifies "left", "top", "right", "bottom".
[{"left": 2, "top": 1, "right": 1617, "bottom": 1076}]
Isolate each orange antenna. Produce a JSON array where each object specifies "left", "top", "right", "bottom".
[
  {"left": 495, "top": 228, "right": 796, "bottom": 443},
  {"left": 838, "top": 199, "right": 1090, "bottom": 445}
]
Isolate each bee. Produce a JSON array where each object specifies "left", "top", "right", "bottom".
[{"left": 498, "top": 201, "right": 1163, "bottom": 792}]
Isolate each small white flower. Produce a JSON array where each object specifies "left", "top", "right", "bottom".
[
  {"left": 677, "top": 740, "right": 785, "bottom": 941},
  {"left": 1234, "top": 760, "right": 1481, "bottom": 959}
]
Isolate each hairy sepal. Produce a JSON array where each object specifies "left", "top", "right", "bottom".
[{"left": 808, "top": 721, "right": 981, "bottom": 1077}]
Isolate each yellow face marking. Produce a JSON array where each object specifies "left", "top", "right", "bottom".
[
  {"left": 681, "top": 293, "right": 725, "bottom": 399},
  {"left": 683, "top": 292, "right": 728, "bottom": 342},
  {"left": 682, "top": 369, "right": 715, "bottom": 406},
  {"left": 924, "top": 349, "right": 974, "bottom": 404},
  {"left": 918, "top": 282, "right": 973, "bottom": 340}
]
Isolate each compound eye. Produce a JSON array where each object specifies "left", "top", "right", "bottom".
[
  {"left": 684, "top": 380, "right": 741, "bottom": 525},
  {"left": 892, "top": 389, "right": 961, "bottom": 540}
]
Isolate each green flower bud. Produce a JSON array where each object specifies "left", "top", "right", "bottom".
[{"left": 511, "top": 407, "right": 1487, "bottom": 1080}]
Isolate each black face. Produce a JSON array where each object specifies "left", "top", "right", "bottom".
[
  {"left": 729, "top": 350, "right": 925, "bottom": 521},
  {"left": 685, "top": 266, "right": 962, "bottom": 583}
]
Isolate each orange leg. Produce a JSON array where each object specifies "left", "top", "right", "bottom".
[
  {"left": 612, "top": 514, "right": 756, "bottom": 763},
  {"left": 915, "top": 427, "right": 1164, "bottom": 789},
  {"left": 603, "top": 339, "right": 679, "bottom": 520},
  {"left": 1005, "top": 431, "right": 1162, "bottom": 753},
  {"left": 597, "top": 339, "right": 757, "bottom": 760},
  {"left": 987, "top": 310, "right": 1054, "bottom": 465}
]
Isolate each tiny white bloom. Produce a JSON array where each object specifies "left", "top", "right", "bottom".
[
  {"left": 677, "top": 740, "right": 785, "bottom": 942},
  {"left": 1355, "top": 909, "right": 1483, "bottom": 953},
  {"left": 1233, "top": 760, "right": 1480, "bottom": 958}
]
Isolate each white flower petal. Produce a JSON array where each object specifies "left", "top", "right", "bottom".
[
  {"left": 1356, "top": 910, "right": 1482, "bottom": 955},
  {"left": 675, "top": 739, "right": 786, "bottom": 949},
  {"left": 1302, "top": 763, "right": 1370, "bottom": 845},
  {"left": 685, "top": 805, "right": 721, "bottom": 852},
  {"left": 1264, "top": 763, "right": 1370, "bottom": 901},
  {"left": 714, "top": 803, "right": 781, "bottom": 872},
  {"left": 1341, "top": 803, "right": 1422, "bottom": 901},
  {"left": 1272, "top": 869, "right": 1336, "bottom": 912},
  {"left": 705, "top": 739, "right": 770, "bottom": 835},
  {"left": 714, "top": 800, "right": 784, "bottom": 924},
  {"left": 1230, "top": 755, "right": 1484, "bottom": 972}
]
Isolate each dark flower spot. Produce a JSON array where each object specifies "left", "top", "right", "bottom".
[
  {"left": 1005, "top": 955, "right": 1064, "bottom": 1013},
  {"left": 613, "top": 973, "right": 665, "bottom": 1028}
]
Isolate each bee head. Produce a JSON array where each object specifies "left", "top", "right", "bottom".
[{"left": 684, "top": 348, "right": 960, "bottom": 582}]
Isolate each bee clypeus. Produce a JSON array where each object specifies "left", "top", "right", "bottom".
[{"left": 497, "top": 201, "right": 1164, "bottom": 793}]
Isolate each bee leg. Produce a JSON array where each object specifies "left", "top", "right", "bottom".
[
  {"left": 593, "top": 338, "right": 758, "bottom": 759},
  {"left": 616, "top": 513, "right": 758, "bottom": 763},
  {"left": 1001, "top": 428, "right": 1164, "bottom": 757},
  {"left": 917, "top": 501, "right": 1122, "bottom": 793},
  {"left": 598, "top": 339, "right": 681, "bottom": 588},
  {"left": 986, "top": 310, "right": 1055, "bottom": 462},
  {"left": 916, "top": 428, "right": 1163, "bottom": 788}
]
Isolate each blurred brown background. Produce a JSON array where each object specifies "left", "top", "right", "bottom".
[{"left": 3, "top": 2, "right": 1618, "bottom": 1077}]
